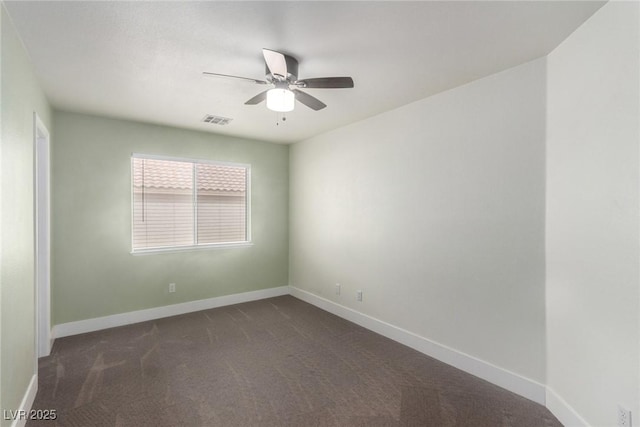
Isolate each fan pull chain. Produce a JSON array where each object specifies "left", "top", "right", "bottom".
[{"left": 276, "top": 113, "right": 287, "bottom": 126}]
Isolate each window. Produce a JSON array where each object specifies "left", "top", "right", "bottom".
[{"left": 131, "top": 154, "right": 250, "bottom": 253}]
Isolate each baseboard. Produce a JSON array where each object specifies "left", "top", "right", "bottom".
[
  {"left": 289, "top": 285, "right": 546, "bottom": 406},
  {"left": 9, "top": 374, "right": 37, "bottom": 427},
  {"left": 52, "top": 286, "right": 289, "bottom": 339},
  {"left": 546, "top": 387, "right": 590, "bottom": 427}
]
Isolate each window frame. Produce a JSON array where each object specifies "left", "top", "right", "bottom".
[{"left": 130, "top": 153, "right": 252, "bottom": 255}]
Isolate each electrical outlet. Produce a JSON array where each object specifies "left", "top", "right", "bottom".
[
  {"left": 335, "top": 283, "right": 341, "bottom": 295},
  {"left": 356, "top": 290, "right": 363, "bottom": 302},
  {"left": 169, "top": 283, "right": 176, "bottom": 293},
  {"left": 618, "top": 405, "right": 632, "bottom": 427}
]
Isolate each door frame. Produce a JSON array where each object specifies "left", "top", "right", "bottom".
[{"left": 34, "top": 112, "right": 51, "bottom": 358}]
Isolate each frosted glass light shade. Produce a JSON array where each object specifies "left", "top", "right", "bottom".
[{"left": 266, "top": 88, "right": 295, "bottom": 112}]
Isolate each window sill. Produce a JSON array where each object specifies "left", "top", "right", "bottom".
[{"left": 131, "top": 241, "right": 253, "bottom": 255}]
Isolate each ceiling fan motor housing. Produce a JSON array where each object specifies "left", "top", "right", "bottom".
[{"left": 265, "top": 53, "right": 299, "bottom": 82}]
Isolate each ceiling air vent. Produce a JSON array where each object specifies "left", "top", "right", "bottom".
[{"left": 202, "top": 115, "right": 233, "bottom": 126}]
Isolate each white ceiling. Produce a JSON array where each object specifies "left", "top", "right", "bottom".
[{"left": 4, "top": 1, "right": 604, "bottom": 144}]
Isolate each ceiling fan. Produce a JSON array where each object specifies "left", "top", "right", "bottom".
[{"left": 203, "top": 48, "right": 354, "bottom": 112}]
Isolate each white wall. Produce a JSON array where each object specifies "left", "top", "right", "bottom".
[
  {"left": 290, "top": 58, "right": 547, "bottom": 384},
  {"left": 546, "top": 2, "right": 640, "bottom": 426}
]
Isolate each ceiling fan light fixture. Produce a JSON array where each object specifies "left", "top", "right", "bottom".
[{"left": 266, "top": 88, "right": 295, "bottom": 112}]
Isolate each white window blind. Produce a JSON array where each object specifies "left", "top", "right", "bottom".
[{"left": 132, "top": 155, "right": 249, "bottom": 252}]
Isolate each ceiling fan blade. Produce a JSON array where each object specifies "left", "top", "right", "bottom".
[
  {"left": 263, "top": 49, "right": 288, "bottom": 79},
  {"left": 203, "top": 72, "right": 267, "bottom": 85},
  {"left": 244, "top": 90, "right": 269, "bottom": 105},
  {"left": 293, "top": 89, "right": 327, "bottom": 111},
  {"left": 296, "top": 77, "right": 354, "bottom": 89}
]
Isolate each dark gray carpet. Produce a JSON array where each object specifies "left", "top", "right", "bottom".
[{"left": 28, "top": 295, "right": 561, "bottom": 426}]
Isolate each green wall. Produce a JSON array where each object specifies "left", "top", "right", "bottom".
[
  {"left": 51, "top": 111, "right": 288, "bottom": 325},
  {"left": 1, "top": 5, "right": 52, "bottom": 424}
]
